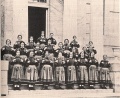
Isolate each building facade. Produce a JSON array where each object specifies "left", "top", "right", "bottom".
[{"left": 1, "top": 0, "right": 120, "bottom": 61}]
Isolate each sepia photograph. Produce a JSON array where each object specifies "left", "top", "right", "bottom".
[{"left": 0, "top": 0, "right": 120, "bottom": 97}]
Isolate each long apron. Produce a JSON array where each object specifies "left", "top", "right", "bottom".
[
  {"left": 78, "top": 66, "right": 88, "bottom": 83},
  {"left": 55, "top": 66, "right": 65, "bottom": 84},
  {"left": 89, "top": 65, "right": 98, "bottom": 83},
  {"left": 67, "top": 65, "right": 77, "bottom": 83},
  {"left": 11, "top": 64, "right": 24, "bottom": 81},
  {"left": 41, "top": 64, "right": 53, "bottom": 82},
  {"left": 25, "top": 65, "right": 38, "bottom": 81},
  {"left": 100, "top": 68, "right": 111, "bottom": 83}
]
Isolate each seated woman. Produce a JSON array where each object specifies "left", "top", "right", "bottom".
[
  {"left": 77, "top": 47, "right": 89, "bottom": 88},
  {"left": 40, "top": 51, "right": 54, "bottom": 90},
  {"left": 44, "top": 39, "right": 55, "bottom": 57},
  {"left": 13, "top": 35, "right": 25, "bottom": 49},
  {"left": 70, "top": 36, "right": 80, "bottom": 48},
  {"left": 87, "top": 41, "right": 97, "bottom": 58},
  {"left": 63, "top": 39, "right": 72, "bottom": 58},
  {"left": 19, "top": 42, "right": 28, "bottom": 61},
  {"left": 72, "top": 47, "right": 79, "bottom": 60},
  {"left": 55, "top": 42, "right": 64, "bottom": 57},
  {"left": 47, "top": 33, "right": 57, "bottom": 46},
  {"left": 100, "top": 55, "right": 111, "bottom": 88},
  {"left": 1, "top": 39, "right": 14, "bottom": 61},
  {"left": 54, "top": 52, "right": 65, "bottom": 89},
  {"left": 25, "top": 51, "right": 38, "bottom": 88},
  {"left": 26, "top": 36, "right": 36, "bottom": 52},
  {"left": 88, "top": 51, "right": 98, "bottom": 88},
  {"left": 11, "top": 50, "right": 24, "bottom": 89},
  {"left": 37, "top": 31, "right": 47, "bottom": 49},
  {"left": 66, "top": 52, "right": 77, "bottom": 89}
]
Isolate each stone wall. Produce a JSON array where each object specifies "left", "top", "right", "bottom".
[{"left": 49, "top": 0, "right": 64, "bottom": 44}]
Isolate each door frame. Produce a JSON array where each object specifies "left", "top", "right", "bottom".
[{"left": 28, "top": 3, "right": 49, "bottom": 38}]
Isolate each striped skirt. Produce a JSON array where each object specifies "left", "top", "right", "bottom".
[
  {"left": 41, "top": 64, "right": 53, "bottom": 82},
  {"left": 77, "top": 66, "right": 88, "bottom": 83},
  {"left": 67, "top": 66, "right": 77, "bottom": 83},
  {"left": 11, "top": 64, "right": 24, "bottom": 81},
  {"left": 55, "top": 66, "right": 65, "bottom": 84},
  {"left": 89, "top": 65, "right": 98, "bottom": 83},
  {"left": 100, "top": 68, "right": 111, "bottom": 83},
  {"left": 25, "top": 65, "right": 38, "bottom": 81}
]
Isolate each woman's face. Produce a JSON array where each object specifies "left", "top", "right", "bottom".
[
  {"left": 6, "top": 40, "right": 11, "bottom": 45},
  {"left": 91, "top": 52, "right": 95, "bottom": 57},
  {"left": 36, "top": 42, "right": 40, "bottom": 47},
  {"left": 18, "top": 36, "right": 22, "bottom": 41},
  {"left": 48, "top": 40, "right": 51, "bottom": 44},
  {"left": 103, "top": 55, "right": 107, "bottom": 60},
  {"left": 41, "top": 32, "right": 44, "bottom": 36},
  {"left": 29, "top": 52, "right": 34, "bottom": 57},
  {"left": 65, "top": 40, "right": 69, "bottom": 44},
  {"left": 89, "top": 41, "right": 93, "bottom": 46},
  {"left": 16, "top": 51, "right": 20, "bottom": 56},
  {"left": 59, "top": 43, "right": 63, "bottom": 48},
  {"left": 21, "top": 43, "right": 24, "bottom": 48},
  {"left": 30, "top": 37, "right": 33, "bottom": 41},
  {"left": 81, "top": 52, "right": 84, "bottom": 58}
]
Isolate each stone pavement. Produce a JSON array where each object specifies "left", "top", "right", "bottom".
[{"left": 1, "top": 89, "right": 120, "bottom": 98}]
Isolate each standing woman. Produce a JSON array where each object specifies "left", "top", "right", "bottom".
[
  {"left": 11, "top": 50, "right": 24, "bottom": 89},
  {"left": 70, "top": 36, "right": 80, "bottom": 49},
  {"left": 1, "top": 39, "right": 14, "bottom": 83},
  {"left": 77, "top": 47, "right": 88, "bottom": 88},
  {"left": 25, "top": 51, "right": 38, "bottom": 88},
  {"left": 1, "top": 39, "right": 14, "bottom": 60},
  {"left": 40, "top": 51, "right": 54, "bottom": 90},
  {"left": 55, "top": 42, "right": 64, "bottom": 57},
  {"left": 63, "top": 39, "right": 72, "bottom": 58},
  {"left": 13, "top": 35, "right": 25, "bottom": 49},
  {"left": 54, "top": 52, "right": 66, "bottom": 89},
  {"left": 66, "top": 52, "right": 77, "bottom": 89},
  {"left": 26, "top": 36, "right": 36, "bottom": 52},
  {"left": 37, "top": 31, "right": 47, "bottom": 49},
  {"left": 88, "top": 51, "right": 98, "bottom": 88},
  {"left": 100, "top": 55, "right": 111, "bottom": 88},
  {"left": 19, "top": 42, "right": 28, "bottom": 61}
]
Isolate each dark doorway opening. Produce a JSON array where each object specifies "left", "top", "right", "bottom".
[{"left": 28, "top": 6, "right": 46, "bottom": 42}]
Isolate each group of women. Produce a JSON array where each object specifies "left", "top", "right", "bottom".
[{"left": 1, "top": 32, "right": 112, "bottom": 89}]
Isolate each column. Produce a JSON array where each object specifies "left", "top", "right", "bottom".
[
  {"left": 13, "top": 0, "right": 28, "bottom": 44},
  {"left": 1, "top": 61, "right": 9, "bottom": 96},
  {"left": 63, "top": 0, "right": 78, "bottom": 42},
  {"left": 110, "top": 47, "right": 120, "bottom": 93},
  {"left": 91, "top": 0, "right": 104, "bottom": 61}
]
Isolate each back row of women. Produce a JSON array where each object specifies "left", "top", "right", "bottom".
[{"left": 1, "top": 32, "right": 112, "bottom": 89}]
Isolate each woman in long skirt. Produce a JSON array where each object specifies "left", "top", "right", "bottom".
[
  {"left": 1, "top": 39, "right": 14, "bottom": 83},
  {"left": 100, "top": 55, "right": 111, "bottom": 88},
  {"left": 66, "top": 52, "right": 77, "bottom": 89},
  {"left": 88, "top": 51, "right": 98, "bottom": 88},
  {"left": 11, "top": 50, "right": 24, "bottom": 89},
  {"left": 25, "top": 51, "right": 38, "bottom": 88},
  {"left": 40, "top": 51, "right": 54, "bottom": 89},
  {"left": 77, "top": 50, "right": 88, "bottom": 88},
  {"left": 54, "top": 52, "right": 65, "bottom": 89}
]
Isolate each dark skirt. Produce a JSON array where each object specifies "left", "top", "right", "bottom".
[
  {"left": 77, "top": 65, "right": 88, "bottom": 83},
  {"left": 41, "top": 64, "right": 53, "bottom": 82},
  {"left": 89, "top": 65, "right": 98, "bottom": 83},
  {"left": 11, "top": 64, "right": 24, "bottom": 81},
  {"left": 55, "top": 66, "right": 65, "bottom": 84}
]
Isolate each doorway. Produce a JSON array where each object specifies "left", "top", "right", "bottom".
[{"left": 28, "top": 6, "right": 46, "bottom": 42}]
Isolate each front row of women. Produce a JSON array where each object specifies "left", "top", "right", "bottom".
[{"left": 9, "top": 49, "right": 112, "bottom": 90}]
